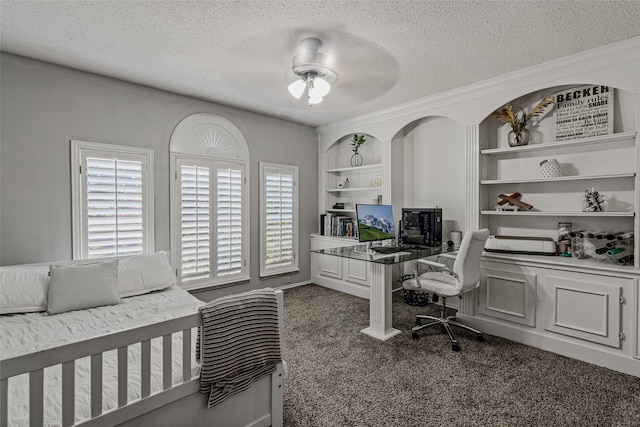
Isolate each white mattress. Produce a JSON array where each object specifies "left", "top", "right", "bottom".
[{"left": 0, "top": 286, "right": 204, "bottom": 426}]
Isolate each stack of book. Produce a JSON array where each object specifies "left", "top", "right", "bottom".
[{"left": 321, "top": 213, "right": 357, "bottom": 238}]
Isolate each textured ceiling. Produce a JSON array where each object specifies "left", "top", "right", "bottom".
[{"left": 2, "top": 0, "right": 640, "bottom": 127}]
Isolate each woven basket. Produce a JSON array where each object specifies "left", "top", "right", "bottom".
[
  {"left": 400, "top": 275, "right": 430, "bottom": 306},
  {"left": 402, "top": 288, "right": 429, "bottom": 306}
]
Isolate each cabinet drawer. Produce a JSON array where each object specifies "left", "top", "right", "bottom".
[
  {"left": 479, "top": 268, "right": 537, "bottom": 327},
  {"left": 543, "top": 272, "right": 628, "bottom": 348}
]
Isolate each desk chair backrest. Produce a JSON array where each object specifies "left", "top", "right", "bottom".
[{"left": 451, "top": 228, "right": 490, "bottom": 294}]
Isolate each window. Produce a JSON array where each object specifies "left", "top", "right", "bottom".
[
  {"left": 71, "top": 140, "right": 154, "bottom": 260},
  {"left": 260, "top": 163, "right": 298, "bottom": 277},
  {"left": 174, "top": 157, "right": 248, "bottom": 287},
  {"left": 169, "top": 113, "right": 251, "bottom": 290}
]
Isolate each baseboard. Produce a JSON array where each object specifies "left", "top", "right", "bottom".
[
  {"left": 457, "top": 313, "right": 639, "bottom": 378},
  {"left": 276, "top": 280, "right": 311, "bottom": 291}
]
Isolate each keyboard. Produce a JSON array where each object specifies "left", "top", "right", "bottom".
[{"left": 371, "top": 246, "right": 408, "bottom": 254}]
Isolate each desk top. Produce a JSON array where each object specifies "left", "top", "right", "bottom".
[{"left": 312, "top": 244, "right": 456, "bottom": 265}]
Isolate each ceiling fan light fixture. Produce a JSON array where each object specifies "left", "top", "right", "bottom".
[
  {"left": 313, "top": 76, "right": 331, "bottom": 97},
  {"left": 288, "top": 78, "right": 306, "bottom": 99},
  {"left": 287, "top": 37, "right": 337, "bottom": 106}
]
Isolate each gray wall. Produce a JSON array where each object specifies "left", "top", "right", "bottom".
[{"left": 0, "top": 53, "right": 318, "bottom": 300}]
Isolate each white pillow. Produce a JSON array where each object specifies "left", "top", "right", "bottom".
[
  {"left": 47, "top": 260, "right": 121, "bottom": 315},
  {"left": 0, "top": 266, "right": 49, "bottom": 314},
  {"left": 117, "top": 252, "right": 176, "bottom": 298}
]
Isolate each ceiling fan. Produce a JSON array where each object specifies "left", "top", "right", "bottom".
[{"left": 287, "top": 37, "right": 337, "bottom": 105}]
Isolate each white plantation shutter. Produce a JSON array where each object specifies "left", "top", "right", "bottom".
[
  {"left": 215, "top": 164, "right": 244, "bottom": 278},
  {"left": 175, "top": 158, "right": 248, "bottom": 287},
  {"left": 180, "top": 164, "right": 210, "bottom": 282},
  {"left": 260, "top": 163, "right": 298, "bottom": 276},
  {"left": 71, "top": 140, "right": 154, "bottom": 260},
  {"left": 85, "top": 158, "right": 143, "bottom": 257}
]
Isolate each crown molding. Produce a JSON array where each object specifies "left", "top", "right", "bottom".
[{"left": 317, "top": 36, "right": 640, "bottom": 140}]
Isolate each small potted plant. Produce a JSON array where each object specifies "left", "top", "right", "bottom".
[
  {"left": 491, "top": 97, "right": 554, "bottom": 147},
  {"left": 350, "top": 134, "right": 366, "bottom": 167}
]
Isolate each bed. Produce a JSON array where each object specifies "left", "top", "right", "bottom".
[{"left": 0, "top": 253, "right": 285, "bottom": 427}]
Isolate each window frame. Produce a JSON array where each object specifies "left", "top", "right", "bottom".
[
  {"left": 259, "top": 162, "right": 299, "bottom": 277},
  {"left": 70, "top": 139, "right": 155, "bottom": 260}
]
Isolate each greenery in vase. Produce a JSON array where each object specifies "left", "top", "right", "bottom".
[
  {"left": 491, "top": 96, "right": 554, "bottom": 134},
  {"left": 351, "top": 134, "right": 366, "bottom": 153}
]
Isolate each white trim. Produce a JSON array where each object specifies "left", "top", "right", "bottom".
[{"left": 70, "top": 140, "right": 155, "bottom": 260}]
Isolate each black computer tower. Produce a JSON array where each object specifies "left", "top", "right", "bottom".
[{"left": 400, "top": 208, "right": 443, "bottom": 247}]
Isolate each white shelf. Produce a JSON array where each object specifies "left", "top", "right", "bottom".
[
  {"left": 480, "top": 131, "right": 637, "bottom": 156},
  {"left": 327, "top": 209, "right": 356, "bottom": 213},
  {"left": 480, "top": 172, "right": 635, "bottom": 185},
  {"left": 326, "top": 163, "right": 383, "bottom": 173},
  {"left": 327, "top": 187, "right": 383, "bottom": 192},
  {"left": 481, "top": 210, "right": 635, "bottom": 217}
]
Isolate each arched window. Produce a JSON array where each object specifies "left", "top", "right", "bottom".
[{"left": 170, "top": 113, "right": 250, "bottom": 289}]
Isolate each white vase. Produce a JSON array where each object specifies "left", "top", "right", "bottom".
[{"left": 540, "top": 159, "right": 561, "bottom": 178}]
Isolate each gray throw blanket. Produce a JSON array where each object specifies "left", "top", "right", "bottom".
[{"left": 197, "top": 288, "right": 282, "bottom": 408}]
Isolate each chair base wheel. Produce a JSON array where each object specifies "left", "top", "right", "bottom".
[
  {"left": 477, "top": 335, "right": 485, "bottom": 342},
  {"left": 412, "top": 332, "right": 419, "bottom": 339},
  {"left": 452, "top": 344, "right": 460, "bottom": 352}
]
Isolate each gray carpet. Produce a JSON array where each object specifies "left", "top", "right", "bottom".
[{"left": 281, "top": 284, "right": 640, "bottom": 427}]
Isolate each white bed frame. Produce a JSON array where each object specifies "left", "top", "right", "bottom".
[{"left": 0, "top": 261, "right": 285, "bottom": 427}]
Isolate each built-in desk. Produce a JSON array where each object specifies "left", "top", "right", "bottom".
[{"left": 312, "top": 243, "right": 455, "bottom": 341}]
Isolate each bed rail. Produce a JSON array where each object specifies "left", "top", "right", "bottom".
[{"left": 0, "top": 312, "right": 201, "bottom": 427}]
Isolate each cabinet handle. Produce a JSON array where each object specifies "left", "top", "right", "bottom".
[
  {"left": 619, "top": 295, "right": 626, "bottom": 304},
  {"left": 619, "top": 332, "right": 625, "bottom": 341}
]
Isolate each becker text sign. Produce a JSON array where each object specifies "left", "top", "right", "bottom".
[{"left": 553, "top": 85, "right": 614, "bottom": 141}]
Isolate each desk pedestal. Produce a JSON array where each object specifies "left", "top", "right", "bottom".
[{"left": 361, "top": 263, "right": 402, "bottom": 341}]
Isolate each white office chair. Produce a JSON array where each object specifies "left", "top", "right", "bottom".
[{"left": 404, "top": 228, "right": 490, "bottom": 351}]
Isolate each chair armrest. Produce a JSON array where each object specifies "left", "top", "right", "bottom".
[
  {"left": 414, "top": 258, "right": 457, "bottom": 278},
  {"left": 416, "top": 259, "right": 448, "bottom": 269}
]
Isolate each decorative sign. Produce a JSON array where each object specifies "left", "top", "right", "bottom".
[{"left": 553, "top": 85, "right": 614, "bottom": 141}]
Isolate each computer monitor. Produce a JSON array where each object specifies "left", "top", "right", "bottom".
[{"left": 356, "top": 204, "right": 395, "bottom": 246}]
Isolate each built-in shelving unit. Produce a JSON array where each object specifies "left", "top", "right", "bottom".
[
  {"left": 321, "top": 135, "right": 384, "bottom": 239},
  {"left": 314, "top": 39, "right": 640, "bottom": 376},
  {"left": 478, "top": 87, "right": 638, "bottom": 270}
]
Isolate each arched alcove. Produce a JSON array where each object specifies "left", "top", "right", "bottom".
[
  {"left": 391, "top": 115, "right": 466, "bottom": 240},
  {"left": 477, "top": 83, "right": 636, "bottom": 245}
]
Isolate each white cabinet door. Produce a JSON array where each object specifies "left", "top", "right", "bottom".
[
  {"left": 343, "top": 257, "right": 369, "bottom": 286},
  {"left": 479, "top": 267, "right": 537, "bottom": 327},
  {"left": 543, "top": 272, "right": 627, "bottom": 348}
]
